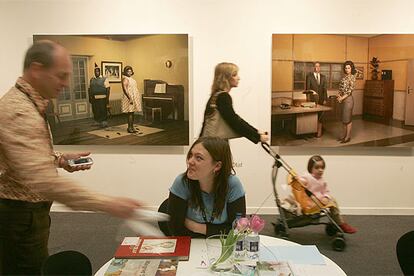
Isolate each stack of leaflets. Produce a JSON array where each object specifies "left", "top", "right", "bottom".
[{"left": 104, "top": 259, "right": 178, "bottom": 276}]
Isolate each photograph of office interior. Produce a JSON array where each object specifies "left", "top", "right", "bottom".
[
  {"left": 271, "top": 34, "right": 414, "bottom": 147},
  {"left": 34, "top": 34, "right": 189, "bottom": 145}
]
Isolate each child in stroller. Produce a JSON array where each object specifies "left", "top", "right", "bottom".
[{"left": 298, "top": 155, "right": 357, "bottom": 234}]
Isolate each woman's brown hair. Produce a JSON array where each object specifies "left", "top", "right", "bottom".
[{"left": 183, "top": 136, "right": 234, "bottom": 218}]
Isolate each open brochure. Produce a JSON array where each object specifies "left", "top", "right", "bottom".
[
  {"left": 114, "top": 236, "right": 191, "bottom": 261},
  {"left": 104, "top": 259, "right": 178, "bottom": 276}
]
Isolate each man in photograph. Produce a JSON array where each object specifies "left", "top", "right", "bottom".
[
  {"left": 306, "top": 61, "right": 328, "bottom": 137},
  {"left": 89, "top": 64, "right": 110, "bottom": 128}
]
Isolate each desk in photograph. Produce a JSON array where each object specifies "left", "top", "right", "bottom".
[
  {"left": 95, "top": 235, "right": 346, "bottom": 276},
  {"left": 272, "top": 105, "right": 332, "bottom": 135}
]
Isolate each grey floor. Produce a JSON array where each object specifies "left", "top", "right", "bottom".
[{"left": 48, "top": 212, "right": 414, "bottom": 276}]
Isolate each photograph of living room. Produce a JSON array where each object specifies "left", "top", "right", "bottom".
[
  {"left": 271, "top": 34, "right": 414, "bottom": 147},
  {"left": 34, "top": 34, "right": 189, "bottom": 145}
]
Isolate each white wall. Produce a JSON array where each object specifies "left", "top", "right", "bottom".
[{"left": 1, "top": 0, "right": 414, "bottom": 215}]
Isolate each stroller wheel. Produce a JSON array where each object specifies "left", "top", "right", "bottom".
[
  {"left": 332, "top": 235, "right": 346, "bottom": 251},
  {"left": 325, "top": 224, "right": 338, "bottom": 236}
]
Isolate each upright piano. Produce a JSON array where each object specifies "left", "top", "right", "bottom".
[{"left": 142, "top": 79, "right": 184, "bottom": 121}]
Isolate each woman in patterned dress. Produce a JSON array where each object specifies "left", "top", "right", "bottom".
[
  {"left": 121, "top": 66, "right": 142, "bottom": 133},
  {"left": 337, "top": 61, "right": 356, "bottom": 143}
]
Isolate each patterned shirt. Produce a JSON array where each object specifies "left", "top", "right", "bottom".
[
  {"left": 0, "top": 77, "right": 109, "bottom": 210},
  {"left": 339, "top": 74, "right": 356, "bottom": 96}
]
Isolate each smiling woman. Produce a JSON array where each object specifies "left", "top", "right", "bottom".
[{"left": 167, "top": 136, "right": 246, "bottom": 238}]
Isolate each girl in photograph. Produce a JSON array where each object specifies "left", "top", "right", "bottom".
[
  {"left": 121, "top": 66, "right": 142, "bottom": 133},
  {"left": 337, "top": 60, "right": 356, "bottom": 143},
  {"left": 167, "top": 136, "right": 246, "bottom": 237},
  {"left": 200, "top": 62, "right": 268, "bottom": 144},
  {"left": 299, "top": 155, "right": 357, "bottom": 234}
]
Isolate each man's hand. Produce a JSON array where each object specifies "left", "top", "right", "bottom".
[
  {"left": 59, "top": 151, "right": 92, "bottom": 173},
  {"left": 104, "top": 197, "right": 143, "bottom": 219}
]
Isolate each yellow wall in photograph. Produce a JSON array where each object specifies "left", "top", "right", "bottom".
[
  {"left": 272, "top": 34, "right": 293, "bottom": 60},
  {"left": 126, "top": 35, "right": 189, "bottom": 108},
  {"left": 293, "top": 34, "right": 346, "bottom": 62},
  {"left": 379, "top": 61, "right": 407, "bottom": 91},
  {"left": 369, "top": 34, "right": 414, "bottom": 61},
  {"left": 272, "top": 60, "right": 292, "bottom": 92},
  {"left": 347, "top": 36, "right": 369, "bottom": 62},
  {"left": 369, "top": 34, "right": 414, "bottom": 91}
]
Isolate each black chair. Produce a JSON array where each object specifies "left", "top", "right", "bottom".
[
  {"left": 158, "top": 198, "right": 171, "bottom": 236},
  {"left": 41, "top": 250, "right": 92, "bottom": 276},
  {"left": 397, "top": 231, "right": 414, "bottom": 276}
]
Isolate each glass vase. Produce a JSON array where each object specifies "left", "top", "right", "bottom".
[{"left": 206, "top": 234, "right": 236, "bottom": 272}]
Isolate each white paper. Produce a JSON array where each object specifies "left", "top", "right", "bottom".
[
  {"left": 154, "top": 83, "right": 166, "bottom": 94},
  {"left": 121, "top": 237, "right": 140, "bottom": 246}
]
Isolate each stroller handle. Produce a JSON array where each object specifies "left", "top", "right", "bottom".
[{"left": 261, "top": 142, "right": 280, "bottom": 159}]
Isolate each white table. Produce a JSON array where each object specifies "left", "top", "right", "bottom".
[{"left": 95, "top": 235, "right": 346, "bottom": 275}]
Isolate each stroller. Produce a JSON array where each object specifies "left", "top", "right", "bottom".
[{"left": 261, "top": 143, "right": 347, "bottom": 251}]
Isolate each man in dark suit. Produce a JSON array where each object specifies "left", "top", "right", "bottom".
[{"left": 306, "top": 62, "right": 327, "bottom": 137}]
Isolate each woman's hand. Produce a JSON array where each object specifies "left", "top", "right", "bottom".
[
  {"left": 259, "top": 131, "right": 269, "bottom": 143},
  {"left": 336, "top": 95, "right": 343, "bottom": 103},
  {"left": 185, "top": 218, "right": 206, "bottom": 235}
]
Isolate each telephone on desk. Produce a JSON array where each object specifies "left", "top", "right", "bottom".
[{"left": 280, "top": 103, "right": 291, "bottom": 109}]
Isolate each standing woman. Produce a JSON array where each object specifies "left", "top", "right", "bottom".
[
  {"left": 200, "top": 62, "right": 268, "bottom": 144},
  {"left": 337, "top": 61, "right": 356, "bottom": 143},
  {"left": 121, "top": 66, "right": 142, "bottom": 133}
]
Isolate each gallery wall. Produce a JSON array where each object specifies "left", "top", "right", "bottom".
[{"left": 0, "top": 0, "right": 414, "bottom": 215}]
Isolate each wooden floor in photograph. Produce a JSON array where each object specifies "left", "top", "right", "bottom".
[
  {"left": 50, "top": 115, "right": 189, "bottom": 145},
  {"left": 271, "top": 117, "right": 414, "bottom": 147}
]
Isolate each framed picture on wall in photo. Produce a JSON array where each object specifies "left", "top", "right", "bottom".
[
  {"left": 101, "top": 61, "right": 122, "bottom": 83},
  {"left": 355, "top": 66, "right": 364, "bottom": 80},
  {"left": 32, "top": 34, "right": 189, "bottom": 146},
  {"left": 271, "top": 33, "right": 414, "bottom": 148}
]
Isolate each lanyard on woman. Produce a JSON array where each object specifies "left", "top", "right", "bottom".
[{"left": 200, "top": 207, "right": 215, "bottom": 224}]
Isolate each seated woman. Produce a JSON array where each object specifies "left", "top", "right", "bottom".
[
  {"left": 298, "top": 155, "right": 357, "bottom": 234},
  {"left": 168, "top": 136, "right": 246, "bottom": 237}
]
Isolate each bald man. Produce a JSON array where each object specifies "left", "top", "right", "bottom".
[{"left": 0, "top": 41, "right": 142, "bottom": 275}]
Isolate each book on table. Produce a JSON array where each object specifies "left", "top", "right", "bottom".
[
  {"left": 114, "top": 236, "right": 191, "bottom": 261},
  {"left": 104, "top": 258, "right": 178, "bottom": 276}
]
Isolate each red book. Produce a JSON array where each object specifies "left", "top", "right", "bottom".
[{"left": 114, "top": 236, "right": 191, "bottom": 261}]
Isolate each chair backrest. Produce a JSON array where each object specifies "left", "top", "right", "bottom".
[
  {"left": 158, "top": 198, "right": 171, "bottom": 236},
  {"left": 397, "top": 231, "right": 414, "bottom": 275},
  {"left": 41, "top": 250, "right": 92, "bottom": 276}
]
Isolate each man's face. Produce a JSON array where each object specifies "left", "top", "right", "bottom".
[
  {"left": 314, "top": 63, "right": 321, "bottom": 73},
  {"left": 94, "top": 68, "right": 100, "bottom": 78},
  {"left": 37, "top": 47, "right": 72, "bottom": 99}
]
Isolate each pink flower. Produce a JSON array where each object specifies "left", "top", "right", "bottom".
[
  {"left": 236, "top": 217, "right": 250, "bottom": 232},
  {"left": 250, "top": 215, "right": 265, "bottom": 233}
]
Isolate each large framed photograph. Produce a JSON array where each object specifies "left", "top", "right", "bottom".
[
  {"left": 271, "top": 34, "right": 414, "bottom": 148},
  {"left": 33, "top": 34, "right": 189, "bottom": 146},
  {"left": 102, "top": 61, "right": 122, "bottom": 82}
]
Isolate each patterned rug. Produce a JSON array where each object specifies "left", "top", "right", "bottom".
[{"left": 88, "top": 124, "right": 164, "bottom": 139}]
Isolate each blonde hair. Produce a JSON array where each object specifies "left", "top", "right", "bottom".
[{"left": 211, "top": 62, "right": 239, "bottom": 95}]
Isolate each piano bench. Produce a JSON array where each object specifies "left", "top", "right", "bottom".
[{"left": 144, "top": 106, "right": 162, "bottom": 122}]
